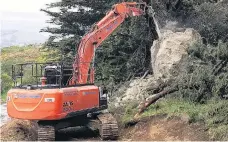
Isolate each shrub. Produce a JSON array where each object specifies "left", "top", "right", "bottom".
[
  {"left": 153, "top": 0, "right": 228, "bottom": 44},
  {"left": 1, "top": 73, "right": 13, "bottom": 94},
  {"left": 187, "top": 2, "right": 228, "bottom": 44},
  {"left": 206, "top": 100, "right": 228, "bottom": 140},
  {"left": 173, "top": 41, "right": 228, "bottom": 103}
]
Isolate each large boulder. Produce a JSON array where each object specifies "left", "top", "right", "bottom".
[
  {"left": 110, "top": 28, "right": 202, "bottom": 108},
  {"left": 151, "top": 28, "right": 201, "bottom": 80}
]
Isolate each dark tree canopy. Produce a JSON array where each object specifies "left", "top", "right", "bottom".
[
  {"left": 41, "top": 0, "right": 154, "bottom": 86},
  {"left": 41, "top": 0, "right": 227, "bottom": 88}
]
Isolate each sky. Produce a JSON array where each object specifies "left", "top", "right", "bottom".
[
  {"left": 0, "top": 0, "right": 59, "bottom": 28},
  {"left": 0, "top": 0, "right": 57, "bottom": 13},
  {"left": 0, "top": 0, "right": 60, "bottom": 47}
]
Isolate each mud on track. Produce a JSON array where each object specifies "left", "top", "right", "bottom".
[{"left": 56, "top": 126, "right": 101, "bottom": 141}]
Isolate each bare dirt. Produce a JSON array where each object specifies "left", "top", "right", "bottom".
[
  {"left": 0, "top": 119, "right": 38, "bottom": 141},
  {"left": 0, "top": 115, "right": 209, "bottom": 141},
  {"left": 120, "top": 115, "right": 209, "bottom": 141}
]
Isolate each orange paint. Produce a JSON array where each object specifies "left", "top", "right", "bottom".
[
  {"left": 71, "top": 2, "right": 147, "bottom": 85},
  {"left": 7, "top": 2, "right": 148, "bottom": 121},
  {"left": 7, "top": 85, "right": 99, "bottom": 120}
]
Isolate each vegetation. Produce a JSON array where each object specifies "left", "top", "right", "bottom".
[
  {"left": 116, "top": 1, "right": 227, "bottom": 140},
  {"left": 119, "top": 40, "right": 228, "bottom": 140},
  {"left": 39, "top": 0, "right": 228, "bottom": 87},
  {"left": 40, "top": 0, "right": 154, "bottom": 88},
  {"left": 0, "top": 0, "right": 227, "bottom": 141},
  {"left": 122, "top": 98, "right": 228, "bottom": 140},
  {"left": 174, "top": 41, "right": 228, "bottom": 140},
  {"left": 0, "top": 45, "right": 58, "bottom": 102},
  {"left": 154, "top": 0, "right": 228, "bottom": 44},
  {"left": 175, "top": 41, "right": 228, "bottom": 102}
]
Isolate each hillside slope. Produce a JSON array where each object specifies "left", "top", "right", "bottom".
[
  {"left": 110, "top": 28, "right": 228, "bottom": 141},
  {"left": 1, "top": 27, "right": 227, "bottom": 141},
  {"left": 0, "top": 45, "right": 59, "bottom": 102}
]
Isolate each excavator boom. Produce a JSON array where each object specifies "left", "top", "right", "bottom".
[{"left": 70, "top": 2, "right": 147, "bottom": 85}]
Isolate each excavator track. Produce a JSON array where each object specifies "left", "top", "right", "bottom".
[
  {"left": 97, "top": 112, "right": 118, "bottom": 140},
  {"left": 38, "top": 125, "right": 55, "bottom": 141}
]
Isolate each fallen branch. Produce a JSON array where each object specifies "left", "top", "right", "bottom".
[{"left": 134, "top": 86, "right": 178, "bottom": 119}]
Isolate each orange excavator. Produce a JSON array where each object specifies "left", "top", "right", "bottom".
[{"left": 6, "top": 1, "right": 158, "bottom": 141}]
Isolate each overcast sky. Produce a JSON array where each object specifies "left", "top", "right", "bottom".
[
  {"left": 0, "top": 0, "right": 60, "bottom": 47},
  {"left": 0, "top": 0, "right": 60, "bottom": 23},
  {"left": 0, "top": 0, "right": 58, "bottom": 13}
]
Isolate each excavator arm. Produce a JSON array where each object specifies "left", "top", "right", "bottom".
[{"left": 70, "top": 2, "right": 148, "bottom": 85}]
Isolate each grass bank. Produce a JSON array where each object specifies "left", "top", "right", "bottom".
[{"left": 119, "top": 98, "right": 228, "bottom": 141}]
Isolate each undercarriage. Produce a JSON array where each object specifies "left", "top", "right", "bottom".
[{"left": 37, "top": 111, "right": 118, "bottom": 141}]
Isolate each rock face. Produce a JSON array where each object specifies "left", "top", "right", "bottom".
[{"left": 151, "top": 28, "right": 201, "bottom": 80}]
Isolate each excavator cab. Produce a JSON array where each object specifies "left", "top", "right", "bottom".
[{"left": 43, "top": 64, "right": 61, "bottom": 85}]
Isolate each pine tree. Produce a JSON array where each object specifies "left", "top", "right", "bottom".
[
  {"left": 41, "top": 0, "right": 115, "bottom": 61},
  {"left": 41, "top": 0, "right": 154, "bottom": 86}
]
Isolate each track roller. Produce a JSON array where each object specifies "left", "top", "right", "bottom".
[
  {"left": 38, "top": 124, "right": 55, "bottom": 141},
  {"left": 97, "top": 112, "right": 119, "bottom": 140}
]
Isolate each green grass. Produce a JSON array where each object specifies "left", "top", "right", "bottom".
[
  {"left": 120, "top": 98, "right": 228, "bottom": 140},
  {"left": 141, "top": 99, "right": 205, "bottom": 122},
  {"left": 121, "top": 98, "right": 204, "bottom": 124},
  {"left": 0, "top": 92, "right": 7, "bottom": 103},
  {"left": 0, "top": 45, "right": 60, "bottom": 103},
  {"left": 120, "top": 101, "right": 139, "bottom": 124}
]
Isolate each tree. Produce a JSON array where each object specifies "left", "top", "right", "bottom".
[
  {"left": 40, "top": 0, "right": 112, "bottom": 61},
  {"left": 1, "top": 73, "right": 13, "bottom": 94},
  {"left": 41, "top": 0, "right": 154, "bottom": 87},
  {"left": 153, "top": 0, "right": 228, "bottom": 44}
]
